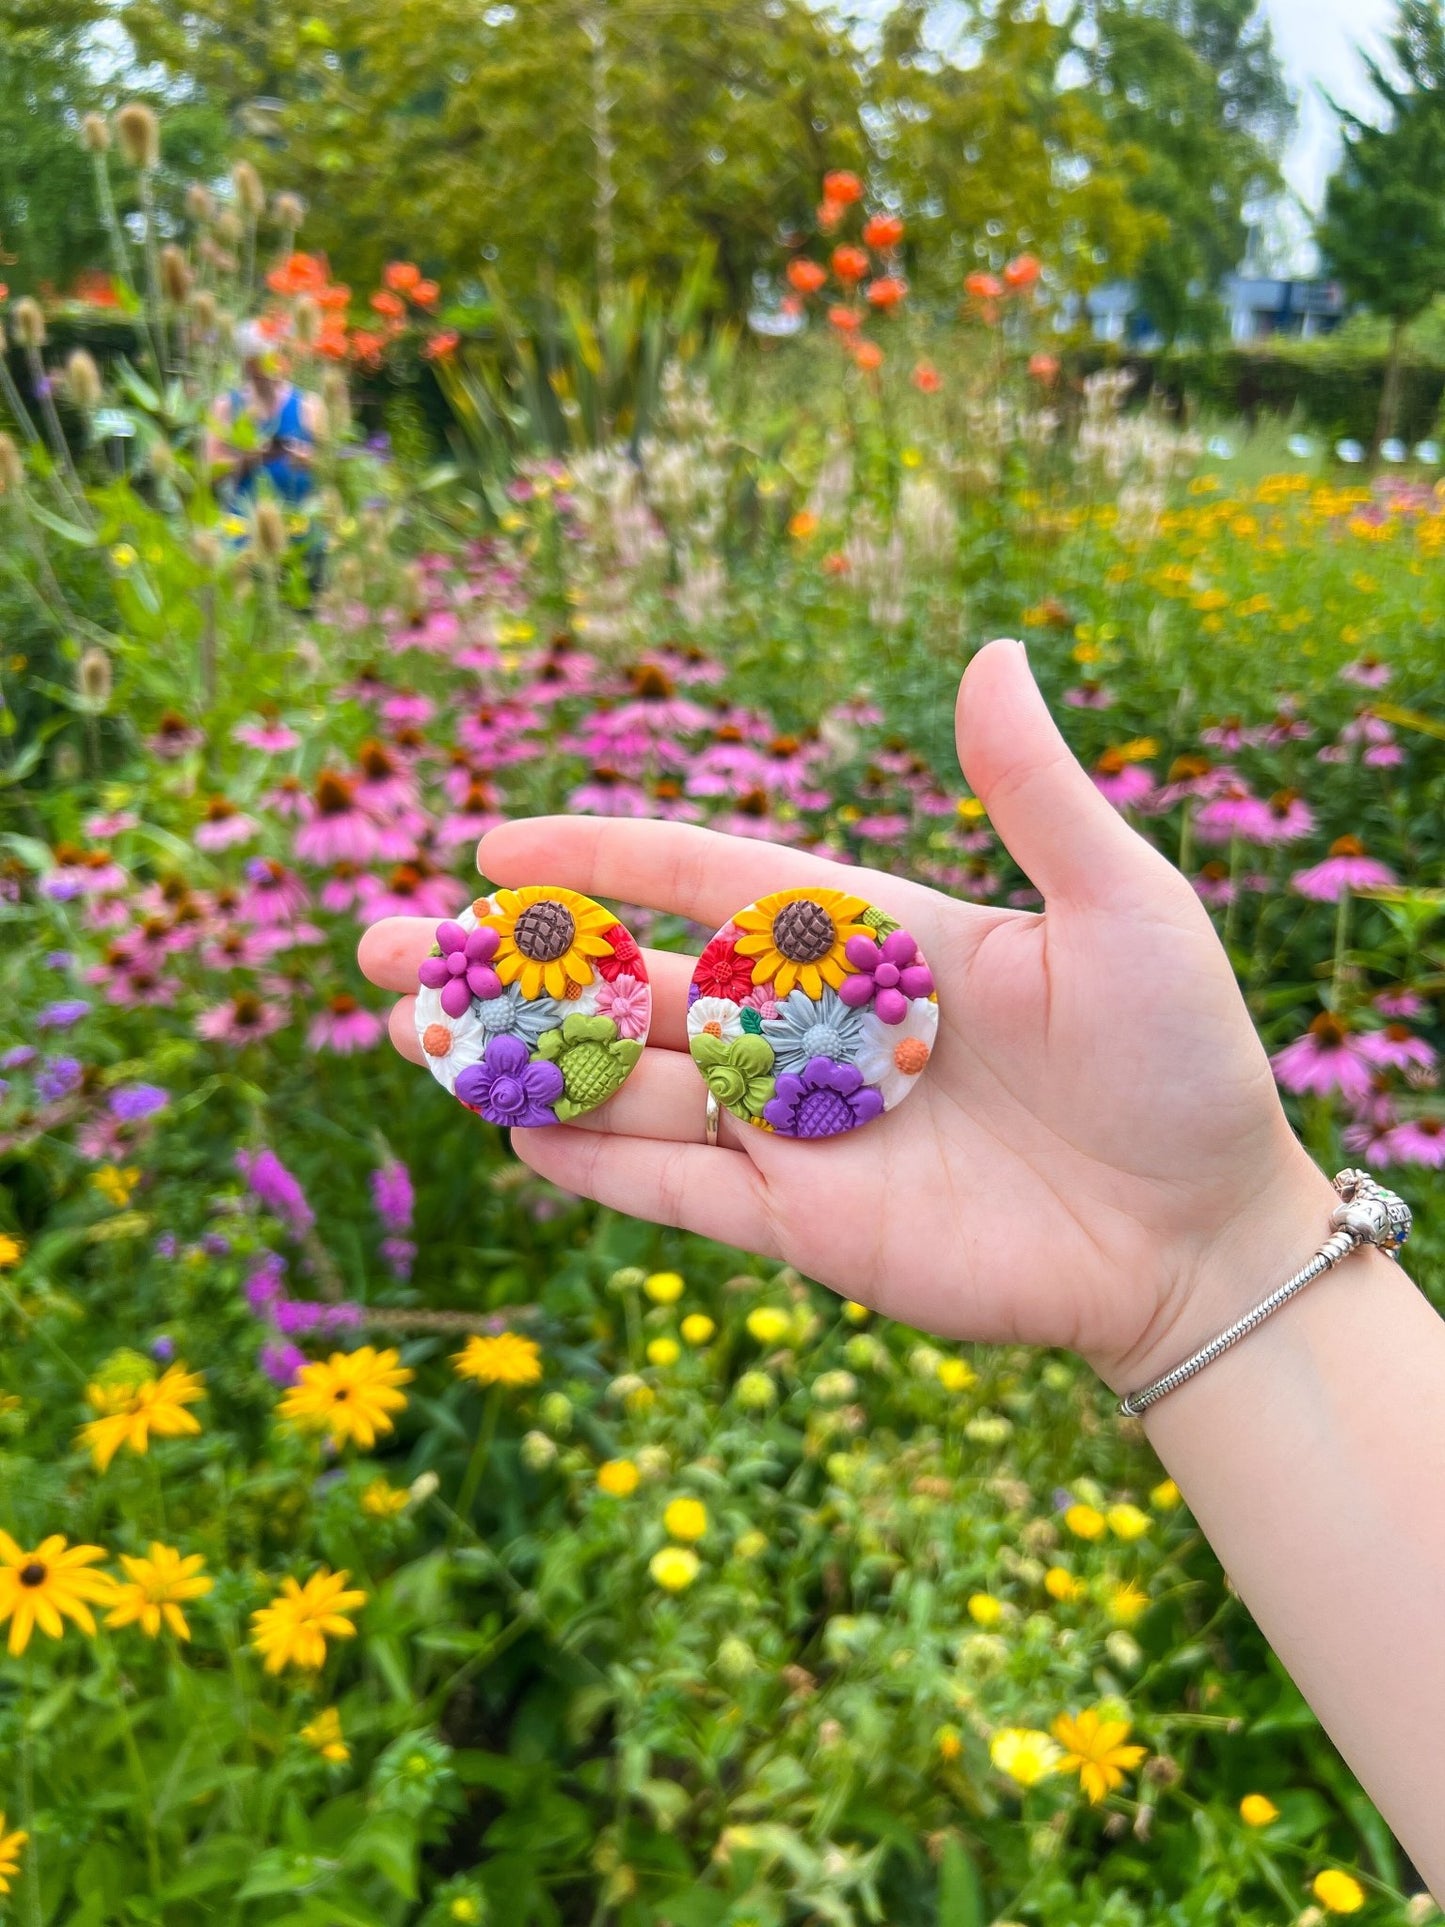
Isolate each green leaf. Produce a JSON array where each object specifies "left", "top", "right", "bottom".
[
  {"left": 27, "top": 502, "right": 97, "bottom": 545},
  {"left": 346, "top": 1813, "right": 419, "bottom": 1899},
  {"left": 938, "top": 1839, "right": 985, "bottom": 1927}
]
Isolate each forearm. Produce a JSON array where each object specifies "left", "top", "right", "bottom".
[{"left": 1123, "top": 1174, "right": 1445, "bottom": 1888}]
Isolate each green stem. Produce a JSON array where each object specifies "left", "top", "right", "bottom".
[
  {"left": 450, "top": 1384, "right": 503, "bottom": 1544},
  {"left": 1330, "top": 888, "right": 1353, "bottom": 1013},
  {"left": 20, "top": 1663, "right": 40, "bottom": 1927},
  {"left": 103, "top": 1638, "right": 162, "bottom": 1898}
]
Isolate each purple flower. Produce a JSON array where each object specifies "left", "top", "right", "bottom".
[
  {"left": 244, "top": 1252, "right": 287, "bottom": 1314},
  {"left": 455, "top": 1034, "right": 564, "bottom": 1127},
  {"left": 418, "top": 920, "right": 503, "bottom": 1018},
  {"left": 260, "top": 1341, "right": 306, "bottom": 1386},
  {"left": 370, "top": 1160, "right": 414, "bottom": 1234},
  {"left": 381, "top": 1236, "right": 416, "bottom": 1280},
  {"left": 274, "top": 1299, "right": 362, "bottom": 1335},
  {"left": 36, "top": 999, "right": 91, "bottom": 1031},
  {"left": 0, "top": 1047, "right": 37, "bottom": 1073},
  {"left": 154, "top": 1233, "right": 179, "bottom": 1259},
  {"left": 836, "top": 930, "right": 934, "bottom": 1025},
  {"left": 44, "top": 952, "right": 74, "bottom": 971},
  {"left": 200, "top": 1231, "right": 231, "bottom": 1256},
  {"left": 109, "top": 1083, "right": 170, "bottom": 1122},
  {"left": 151, "top": 1334, "right": 175, "bottom": 1361},
  {"left": 36, "top": 1056, "right": 83, "bottom": 1102},
  {"left": 763, "top": 1056, "right": 885, "bottom": 1139},
  {"left": 236, "top": 1147, "right": 315, "bottom": 1238}
]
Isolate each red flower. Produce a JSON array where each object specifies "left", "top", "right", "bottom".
[
  {"left": 827, "top": 304, "right": 861, "bottom": 333},
  {"left": 965, "top": 271, "right": 1004, "bottom": 302},
  {"left": 831, "top": 244, "right": 870, "bottom": 284},
  {"left": 422, "top": 330, "right": 460, "bottom": 360},
  {"left": 384, "top": 261, "right": 421, "bottom": 293},
  {"left": 822, "top": 170, "right": 863, "bottom": 205},
  {"left": 911, "top": 360, "right": 941, "bottom": 394},
  {"left": 370, "top": 288, "right": 405, "bottom": 320},
  {"left": 852, "top": 339, "right": 883, "bottom": 372},
  {"left": 1028, "top": 351, "right": 1061, "bottom": 382},
  {"left": 865, "top": 275, "right": 906, "bottom": 310},
  {"left": 595, "top": 922, "right": 644, "bottom": 984},
  {"left": 786, "top": 257, "right": 827, "bottom": 295},
  {"left": 693, "top": 935, "right": 754, "bottom": 1003},
  {"left": 862, "top": 212, "right": 904, "bottom": 250},
  {"left": 412, "top": 279, "right": 440, "bottom": 308},
  {"left": 1004, "top": 253, "right": 1041, "bottom": 290}
]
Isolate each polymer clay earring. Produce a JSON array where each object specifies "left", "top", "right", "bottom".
[
  {"left": 415, "top": 887, "right": 650, "bottom": 1125},
  {"left": 687, "top": 886, "right": 938, "bottom": 1139}
]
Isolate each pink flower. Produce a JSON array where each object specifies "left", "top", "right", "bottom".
[
  {"left": 197, "top": 994, "right": 288, "bottom": 1045},
  {"left": 1340, "top": 656, "right": 1392, "bottom": 689},
  {"left": 307, "top": 995, "right": 386, "bottom": 1053},
  {"left": 195, "top": 802, "right": 258, "bottom": 851},
  {"left": 1270, "top": 1015, "right": 1375, "bottom": 1103},
  {"left": 1382, "top": 1117, "right": 1445, "bottom": 1166},
  {"left": 1291, "top": 840, "right": 1397, "bottom": 902},
  {"left": 593, "top": 972, "right": 651, "bottom": 1041},
  {"left": 240, "top": 860, "right": 311, "bottom": 926},
  {"left": 1091, "top": 762, "right": 1154, "bottom": 809},
  {"left": 1375, "top": 987, "right": 1428, "bottom": 1020},
  {"left": 234, "top": 719, "right": 301, "bottom": 752},
  {"left": 293, "top": 773, "right": 384, "bottom": 866},
  {"left": 1356, "top": 1026, "right": 1437, "bottom": 1074},
  {"left": 1200, "top": 717, "right": 1260, "bottom": 751}
]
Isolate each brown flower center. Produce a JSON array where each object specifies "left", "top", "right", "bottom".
[
  {"left": 1329, "top": 835, "right": 1365, "bottom": 859},
  {"left": 514, "top": 899, "right": 576, "bottom": 963},
  {"left": 772, "top": 899, "right": 836, "bottom": 964},
  {"left": 18, "top": 1562, "right": 46, "bottom": 1588}
]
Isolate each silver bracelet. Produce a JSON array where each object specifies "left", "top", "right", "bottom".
[{"left": 1118, "top": 1169, "right": 1412, "bottom": 1418}]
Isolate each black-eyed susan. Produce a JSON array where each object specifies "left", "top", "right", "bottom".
[
  {"left": 300, "top": 1705, "right": 350, "bottom": 1763},
  {"left": 78, "top": 1361, "right": 204, "bottom": 1472},
  {"left": 1051, "top": 1708, "right": 1147, "bottom": 1804},
  {"left": 0, "top": 1531, "right": 113, "bottom": 1655},
  {"left": 105, "top": 1542, "right": 212, "bottom": 1640},
  {"left": 453, "top": 1332, "right": 541, "bottom": 1388},
  {"left": 360, "top": 1477, "right": 410, "bottom": 1518},
  {"left": 0, "top": 1233, "right": 25, "bottom": 1271},
  {"left": 475, "top": 886, "right": 617, "bottom": 999},
  {"left": 250, "top": 1567, "right": 367, "bottom": 1674},
  {"left": 731, "top": 886, "right": 872, "bottom": 999},
  {"left": 0, "top": 1815, "right": 26, "bottom": 1894},
  {"left": 278, "top": 1346, "right": 413, "bottom": 1450},
  {"left": 988, "top": 1727, "right": 1061, "bottom": 1789}
]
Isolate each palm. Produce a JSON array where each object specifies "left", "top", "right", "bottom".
[{"left": 360, "top": 641, "right": 1308, "bottom": 1387}]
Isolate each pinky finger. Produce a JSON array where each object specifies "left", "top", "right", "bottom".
[
  {"left": 387, "top": 997, "right": 425, "bottom": 1065},
  {"left": 511, "top": 1124, "right": 778, "bottom": 1254}
]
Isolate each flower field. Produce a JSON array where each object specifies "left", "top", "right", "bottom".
[{"left": 2, "top": 150, "right": 1445, "bottom": 1926}]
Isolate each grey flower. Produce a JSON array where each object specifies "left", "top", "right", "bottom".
[
  {"left": 761, "top": 986, "right": 865, "bottom": 1076},
  {"left": 473, "top": 983, "right": 564, "bottom": 1046}
]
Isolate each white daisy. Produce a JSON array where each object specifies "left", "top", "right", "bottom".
[
  {"left": 686, "top": 995, "right": 744, "bottom": 1042},
  {"left": 854, "top": 997, "right": 939, "bottom": 1109},
  {"left": 414, "top": 985, "right": 490, "bottom": 1094}
]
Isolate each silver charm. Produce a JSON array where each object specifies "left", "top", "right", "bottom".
[{"left": 1331, "top": 1168, "right": 1412, "bottom": 1257}]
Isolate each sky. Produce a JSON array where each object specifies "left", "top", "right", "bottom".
[{"left": 1265, "top": 0, "right": 1395, "bottom": 211}]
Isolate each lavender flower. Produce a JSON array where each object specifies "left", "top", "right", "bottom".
[
  {"left": 260, "top": 1341, "right": 306, "bottom": 1386},
  {"left": 243, "top": 1252, "right": 287, "bottom": 1315},
  {"left": 151, "top": 1335, "right": 176, "bottom": 1361},
  {"left": 109, "top": 1083, "right": 170, "bottom": 1122},
  {"left": 236, "top": 1147, "right": 315, "bottom": 1237},
  {"left": 36, "top": 1056, "right": 83, "bottom": 1102},
  {"left": 370, "top": 1160, "right": 414, "bottom": 1234},
  {"left": 0, "top": 1047, "right": 37, "bottom": 1073},
  {"left": 44, "top": 952, "right": 74, "bottom": 970},
  {"left": 36, "top": 999, "right": 91, "bottom": 1031},
  {"left": 381, "top": 1236, "right": 416, "bottom": 1280}
]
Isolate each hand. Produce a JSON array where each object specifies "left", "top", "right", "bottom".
[{"left": 359, "top": 638, "right": 1332, "bottom": 1391}]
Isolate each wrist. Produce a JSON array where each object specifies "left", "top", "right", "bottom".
[{"left": 1088, "top": 1144, "right": 1344, "bottom": 1397}]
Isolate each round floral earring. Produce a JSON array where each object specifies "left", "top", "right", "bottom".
[
  {"left": 415, "top": 887, "right": 650, "bottom": 1125},
  {"left": 687, "top": 886, "right": 938, "bottom": 1139}
]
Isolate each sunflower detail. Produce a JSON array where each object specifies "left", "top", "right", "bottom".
[
  {"left": 732, "top": 887, "right": 872, "bottom": 999},
  {"left": 476, "top": 887, "right": 617, "bottom": 1000}
]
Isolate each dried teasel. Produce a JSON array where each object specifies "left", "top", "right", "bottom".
[
  {"left": 12, "top": 297, "right": 46, "bottom": 350},
  {"left": 190, "top": 288, "right": 218, "bottom": 334},
  {"left": 184, "top": 182, "right": 215, "bottom": 224},
  {"left": 231, "top": 161, "right": 265, "bottom": 218},
  {"left": 214, "top": 208, "right": 243, "bottom": 249},
  {"left": 81, "top": 112, "right": 111, "bottom": 154},
  {"left": 192, "top": 529, "right": 221, "bottom": 570},
  {"left": 64, "top": 349, "right": 103, "bottom": 410},
  {"left": 115, "top": 102, "right": 160, "bottom": 171},
  {"left": 272, "top": 192, "right": 305, "bottom": 230},
  {"left": 251, "top": 499, "right": 287, "bottom": 561},
  {"left": 160, "top": 244, "right": 192, "bottom": 305},
  {"left": 292, "top": 295, "right": 321, "bottom": 349},
  {"left": 0, "top": 433, "right": 24, "bottom": 492},
  {"left": 77, "top": 647, "right": 113, "bottom": 708}
]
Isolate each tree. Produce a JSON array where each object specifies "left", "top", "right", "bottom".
[
  {"left": 1077, "top": 0, "right": 1294, "bottom": 342},
  {"left": 120, "top": 0, "right": 869, "bottom": 309},
  {"left": 1318, "top": 0, "right": 1445, "bottom": 454}
]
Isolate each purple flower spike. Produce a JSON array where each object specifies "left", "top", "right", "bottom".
[
  {"left": 418, "top": 920, "right": 503, "bottom": 1017},
  {"left": 763, "top": 1056, "right": 885, "bottom": 1139},
  {"left": 455, "top": 1034, "right": 564, "bottom": 1127},
  {"left": 837, "top": 929, "right": 934, "bottom": 1025}
]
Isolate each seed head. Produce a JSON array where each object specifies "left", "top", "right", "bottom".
[
  {"left": 231, "top": 160, "right": 265, "bottom": 217},
  {"left": 78, "top": 647, "right": 113, "bottom": 707},
  {"left": 0, "top": 433, "right": 24, "bottom": 492},
  {"left": 190, "top": 289, "right": 218, "bottom": 333},
  {"left": 252, "top": 499, "right": 287, "bottom": 561},
  {"left": 273, "top": 192, "right": 304, "bottom": 230},
  {"left": 214, "top": 208, "right": 243, "bottom": 248},
  {"left": 192, "top": 529, "right": 221, "bottom": 570},
  {"left": 82, "top": 112, "right": 111, "bottom": 154},
  {"left": 115, "top": 102, "right": 160, "bottom": 170},
  {"left": 184, "top": 182, "right": 215, "bottom": 223},
  {"left": 64, "top": 349, "right": 102, "bottom": 410},
  {"left": 12, "top": 297, "right": 46, "bottom": 350},
  {"left": 160, "top": 244, "right": 191, "bottom": 304},
  {"left": 293, "top": 295, "right": 321, "bottom": 348}
]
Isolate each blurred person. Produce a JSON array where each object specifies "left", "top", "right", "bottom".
[
  {"left": 362, "top": 638, "right": 1445, "bottom": 1892},
  {"left": 206, "top": 320, "right": 323, "bottom": 512}
]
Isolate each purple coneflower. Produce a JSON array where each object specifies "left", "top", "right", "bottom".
[
  {"left": 195, "top": 797, "right": 258, "bottom": 852},
  {"left": 239, "top": 859, "right": 311, "bottom": 926},
  {"left": 197, "top": 993, "right": 288, "bottom": 1046},
  {"left": 1357, "top": 1025, "right": 1437, "bottom": 1074},
  {"left": 1382, "top": 1117, "right": 1445, "bottom": 1167},
  {"left": 1340, "top": 656, "right": 1392, "bottom": 689},
  {"left": 1270, "top": 1014, "right": 1375, "bottom": 1103},
  {"left": 293, "top": 772, "right": 384, "bottom": 867},
  {"left": 307, "top": 994, "right": 385, "bottom": 1054},
  {"left": 1291, "top": 837, "right": 1397, "bottom": 903},
  {"left": 234, "top": 717, "right": 302, "bottom": 753}
]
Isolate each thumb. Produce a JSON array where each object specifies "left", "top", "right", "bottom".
[{"left": 955, "top": 637, "right": 1172, "bottom": 911}]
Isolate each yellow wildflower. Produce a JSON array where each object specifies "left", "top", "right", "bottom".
[
  {"left": 0, "top": 1234, "right": 25, "bottom": 1270},
  {"left": 597, "top": 1459, "right": 640, "bottom": 1498},
  {"left": 643, "top": 1271, "right": 683, "bottom": 1304},
  {"left": 1239, "top": 1793, "right": 1280, "bottom": 1827},
  {"left": 841, "top": 1300, "right": 871, "bottom": 1324},
  {"left": 250, "top": 1568, "right": 367, "bottom": 1674},
  {"left": 662, "top": 1497, "right": 707, "bottom": 1542},
  {"left": 78, "top": 1362, "right": 204, "bottom": 1472},
  {"left": 91, "top": 1165, "right": 140, "bottom": 1207},
  {"left": 109, "top": 543, "right": 138, "bottom": 569},
  {"left": 649, "top": 1546, "right": 700, "bottom": 1592},
  {"left": 680, "top": 1314, "right": 715, "bottom": 1345},
  {"left": 989, "top": 1727, "right": 1061, "bottom": 1789},
  {"left": 105, "top": 1542, "right": 211, "bottom": 1640},
  {"left": 1044, "top": 1567, "right": 1084, "bottom": 1603},
  {"left": 646, "top": 1337, "right": 680, "bottom": 1367},
  {"left": 1051, "top": 1708, "right": 1147, "bottom": 1804},
  {"left": 1107, "top": 1580, "right": 1149, "bottom": 1626},
  {"left": 1150, "top": 1479, "right": 1181, "bottom": 1510},
  {"left": 1312, "top": 1871, "right": 1367, "bottom": 1915},
  {"left": 0, "top": 1532, "right": 112, "bottom": 1655},
  {"left": 937, "top": 1358, "right": 976, "bottom": 1392},
  {"left": 300, "top": 1706, "right": 350, "bottom": 1764},
  {"left": 0, "top": 1815, "right": 26, "bottom": 1895},
  {"left": 967, "top": 1592, "right": 1004, "bottom": 1627},
  {"left": 1106, "top": 1503, "right": 1150, "bottom": 1542},
  {"left": 279, "top": 1346, "right": 412, "bottom": 1451},
  {"left": 452, "top": 1332, "right": 541, "bottom": 1388},
  {"left": 360, "top": 1478, "right": 410, "bottom": 1519},
  {"left": 734, "top": 1529, "right": 767, "bottom": 1559},
  {"left": 1064, "top": 1503, "right": 1105, "bottom": 1541},
  {"left": 746, "top": 1306, "right": 791, "bottom": 1345},
  {"left": 936, "top": 1724, "right": 963, "bottom": 1762}
]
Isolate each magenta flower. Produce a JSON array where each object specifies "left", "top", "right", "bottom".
[
  {"left": 418, "top": 920, "right": 503, "bottom": 1018},
  {"left": 1340, "top": 656, "right": 1392, "bottom": 689},
  {"left": 307, "top": 996, "right": 386, "bottom": 1054},
  {"left": 455, "top": 1034, "right": 564, "bottom": 1127},
  {"left": 1357, "top": 1026, "right": 1437, "bottom": 1074},
  {"left": 197, "top": 994, "right": 288, "bottom": 1046},
  {"left": 764, "top": 1056, "right": 886, "bottom": 1139},
  {"left": 235, "top": 719, "right": 301, "bottom": 752},
  {"left": 1382, "top": 1117, "right": 1445, "bottom": 1167},
  {"left": 837, "top": 930, "right": 934, "bottom": 1024},
  {"left": 370, "top": 1160, "right": 414, "bottom": 1234},
  {"left": 1091, "top": 762, "right": 1154, "bottom": 809},
  {"left": 1291, "top": 841, "right": 1397, "bottom": 903},
  {"left": 236, "top": 1147, "right": 315, "bottom": 1237},
  {"left": 1270, "top": 1016, "right": 1375, "bottom": 1103}
]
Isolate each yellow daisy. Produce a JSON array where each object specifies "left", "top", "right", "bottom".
[
  {"left": 0, "top": 1814, "right": 26, "bottom": 1894},
  {"left": 300, "top": 1705, "right": 351, "bottom": 1763},
  {"left": 475, "top": 886, "right": 617, "bottom": 1000},
  {"left": 1051, "top": 1707, "right": 1147, "bottom": 1804},
  {"left": 731, "top": 887, "right": 872, "bottom": 999},
  {"left": 105, "top": 1542, "right": 213, "bottom": 1640},
  {"left": 250, "top": 1567, "right": 367, "bottom": 1674},
  {"left": 77, "top": 1363, "right": 204, "bottom": 1472},
  {"left": 0, "top": 1532, "right": 113, "bottom": 1656},
  {"left": 453, "top": 1332, "right": 542, "bottom": 1388},
  {"left": 278, "top": 1346, "right": 413, "bottom": 1451}
]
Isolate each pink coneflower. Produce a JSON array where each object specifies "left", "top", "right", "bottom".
[
  {"left": 380, "top": 691, "right": 435, "bottom": 727},
  {"left": 1263, "top": 706, "right": 1313, "bottom": 746},
  {"left": 1357, "top": 1025, "right": 1438, "bottom": 1073},
  {"left": 44, "top": 844, "right": 127, "bottom": 900},
  {"left": 568, "top": 767, "right": 651, "bottom": 817},
  {"left": 194, "top": 797, "right": 258, "bottom": 852},
  {"left": 646, "top": 779, "right": 703, "bottom": 823},
  {"left": 1150, "top": 755, "right": 1228, "bottom": 808},
  {"left": 1341, "top": 655, "right": 1392, "bottom": 689},
  {"left": 1194, "top": 782, "right": 1271, "bottom": 845},
  {"left": 104, "top": 962, "right": 181, "bottom": 1009},
  {"left": 318, "top": 863, "right": 367, "bottom": 913},
  {"left": 307, "top": 993, "right": 385, "bottom": 1053},
  {"left": 1063, "top": 682, "right": 1117, "bottom": 709},
  {"left": 263, "top": 775, "right": 311, "bottom": 821},
  {"left": 148, "top": 711, "right": 205, "bottom": 759},
  {"left": 354, "top": 862, "right": 467, "bottom": 921},
  {"left": 196, "top": 992, "right": 288, "bottom": 1045},
  {"left": 605, "top": 664, "right": 709, "bottom": 736},
  {"left": 1253, "top": 789, "right": 1315, "bottom": 845},
  {"left": 437, "top": 781, "right": 505, "bottom": 850},
  {"left": 592, "top": 973, "right": 651, "bottom": 1041},
  {"left": 1363, "top": 742, "right": 1405, "bottom": 768},
  {"left": 84, "top": 810, "right": 138, "bottom": 837},
  {"left": 1200, "top": 716, "right": 1260, "bottom": 751},
  {"left": 654, "top": 642, "right": 726, "bottom": 686},
  {"left": 853, "top": 813, "right": 911, "bottom": 842},
  {"left": 457, "top": 702, "right": 532, "bottom": 763},
  {"left": 686, "top": 739, "right": 768, "bottom": 797},
  {"left": 1375, "top": 987, "right": 1428, "bottom": 1020},
  {"left": 202, "top": 925, "right": 289, "bottom": 972},
  {"left": 1270, "top": 1013, "right": 1375, "bottom": 1102},
  {"left": 240, "top": 859, "right": 311, "bottom": 926},
  {"left": 353, "top": 740, "right": 417, "bottom": 815},
  {"left": 1291, "top": 837, "right": 1397, "bottom": 903},
  {"left": 710, "top": 791, "right": 803, "bottom": 842},
  {"left": 293, "top": 773, "right": 383, "bottom": 867},
  {"left": 234, "top": 718, "right": 301, "bottom": 753},
  {"left": 392, "top": 608, "right": 461, "bottom": 653},
  {"left": 1382, "top": 1117, "right": 1445, "bottom": 1166},
  {"left": 1091, "top": 753, "right": 1154, "bottom": 810}
]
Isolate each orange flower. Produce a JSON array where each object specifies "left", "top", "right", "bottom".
[
  {"left": 827, "top": 304, "right": 861, "bottom": 333},
  {"left": 817, "top": 198, "right": 845, "bottom": 232},
  {"left": 318, "top": 284, "right": 351, "bottom": 311},
  {"left": 831, "top": 244, "right": 870, "bottom": 284},
  {"left": 423, "top": 330, "right": 460, "bottom": 361},
  {"left": 863, "top": 212, "right": 903, "bottom": 249},
  {"left": 852, "top": 339, "right": 883, "bottom": 372},
  {"left": 370, "top": 288, "right": 405, "bottom": 320},
  {"left": 350, "top": 330, "right": 385, "bottom": 366},
  {"left": 1028, "top": 351, "right": 1061, "bottom": 382},
  {"left": 911, "top": 360, "right": 941, "bottom": 394},
  {"left": 965, "top": 270, "right": 1004, "bottom": 302},
  {"left": 267, "top": 252, "right": 328, "bottom": 297},
  {"left": 786, "top": 257, "right": 827, "bottom": 296},
  {"left": 822, "top": 169, "right": 863, "bottom": 205},
  {"left": 865, "top": 275, "right": 905, "bottom": 310},
  {"left": 383, "top": 261, "right": 421, "bottom": 293},
  {"left": 412, "top": 279, "right": 440, "bottom": 307},
  {"left": 1004, "top": 252, "right": 1041, "bottom": 290}
]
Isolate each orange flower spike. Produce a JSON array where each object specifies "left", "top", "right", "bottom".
[
  {"left": 412, "top": 279, "right": 440, "bottom": 307},
  {"left": 827, "top": 305, "right": 861, "bottom": 333},
  {"left": 852, "top": 339, "right": 884, "bottom": 372}
]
